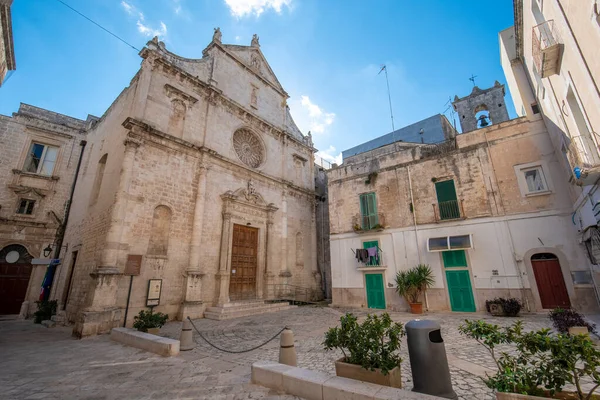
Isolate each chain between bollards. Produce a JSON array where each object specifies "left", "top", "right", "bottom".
[{"left": 187, "top": 317, "right": 287, "bottom": 354}]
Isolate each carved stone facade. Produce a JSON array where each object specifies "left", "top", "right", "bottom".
[{"left": 41, "top": 33, "right": 321, "bottom": 336}]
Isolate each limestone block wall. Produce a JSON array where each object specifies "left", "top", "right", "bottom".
[{"left": 0, "top": 104, "right": 88, "bottom": 315}]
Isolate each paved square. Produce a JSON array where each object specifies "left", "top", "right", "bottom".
[{"left": 1, "top": 306, "right": 596, "bottom": 399}]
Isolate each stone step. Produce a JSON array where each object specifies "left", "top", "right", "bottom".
[
  {"left": 221, "top": 299, "right": 267, "bottom": 308},
  {"left": 204, "top": 304, "right": 297, "bottom": 321},
  {"left": 206, "top": 301, "right": 289, "bottom": 313}
]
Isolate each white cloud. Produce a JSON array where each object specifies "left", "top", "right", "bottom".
[
  {"left": 121, "top": 1, "right": 167, "bottom": 38},
  {"left": 298, "top": 95, "right": 335, "bottom": 134},
  {"left": 223, "top": 0, "right": 292, "bottom": 17},
  {"left": 235, "top": 35, "right": 241, "bottom": 42},
  {"left": 316, "top": 145, "right": 342, "bottom": 166},
  {"left": 137, "top": 21, "right": 168, "bottom": 37},
  {"left": 172, "top": 0, "right": 182, "bottom": 14}
]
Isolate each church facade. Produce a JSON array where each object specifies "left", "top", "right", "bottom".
[{"left": 51, "top": 31, "right": 321, "bottom": 336}]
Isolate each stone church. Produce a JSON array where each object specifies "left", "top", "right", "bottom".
[{"left": 48, "top": 30, "right": 321, "bottom": 336}]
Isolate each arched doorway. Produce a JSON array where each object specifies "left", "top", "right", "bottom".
[
  {"left": 531, "top": 253, "right": 570, "bottom": 309},
  {"left": 0, "top": 245, "right": 33, "bottom": 314}
]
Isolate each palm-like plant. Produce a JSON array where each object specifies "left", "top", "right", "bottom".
[{"left": 395, "top": 264, "right": 434, "bottom": 304}]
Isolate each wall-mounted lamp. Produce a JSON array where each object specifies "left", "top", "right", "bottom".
[{"left": 43, "top": 245, "right": 53, "bottom": 258}]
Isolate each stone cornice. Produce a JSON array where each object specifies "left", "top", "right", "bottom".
[
  {"left": 122, "top": 117, "right": 316, "bottom": 200},
  {"left": 142, "top": 48, "right": 314, "bottom": 153}
]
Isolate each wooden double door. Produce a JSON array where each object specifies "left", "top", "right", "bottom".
[
  {"left": 531, "top": 255, "right": 570, "bottom": 309},
  {"left": 229, "top": 224, "right": 259, "bottom": 301}
]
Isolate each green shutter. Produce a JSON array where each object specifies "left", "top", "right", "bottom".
[
  {"left": 435, "top": 180, "right": 457, "bottom": 202},
  {"left": 365, "top": 273, "right": 386, "bottom": 309},
  {"left": 359, "top": 193, "right": 378, "bottom": 230},
  {"left": 442, "top": 250, "right": 467, "bottom": 268}
]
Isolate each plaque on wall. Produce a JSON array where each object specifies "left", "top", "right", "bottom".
[
  {"left": 124, "top": 255, "right": 143, "bottom": 276},
  {"left": 146, "top": 279, "right": 162, "bottom": 307}
]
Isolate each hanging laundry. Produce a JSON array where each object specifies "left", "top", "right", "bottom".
[
  {"left": 355, "top": 248, "right": 369, "bottom": 263},
  {"left": 366, "top": 246, "right": 378, "bottom": 262}
]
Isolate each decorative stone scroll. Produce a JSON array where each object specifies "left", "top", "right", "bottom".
[{"left": 232, "top": 128, "right": 265, "bottom": 168}]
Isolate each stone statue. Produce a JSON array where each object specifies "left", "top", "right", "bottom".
[
  {"left": 248, "top": 179, "right": 256, "bottom": 196},
  {"left": 213, "top": 27, "right": 222, "bottom": 43},
  {"left": 251, "top": 34, "right": 260, "bottom": 47}
]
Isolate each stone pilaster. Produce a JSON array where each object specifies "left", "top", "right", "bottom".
[
  {"left": 100, "top": 137, "right": 140, "bottom": 270},
  {"left": 280, "top": 189, "right": 288, "bottom": 277},
  {"left": 188, "top": 163, "right": 208, "bottom": 271},
  {"left": 217, "top": 212, "right": 232, "bottom": 305},
  {"left": 264, "top": 205, "right": 278, "bottom": 298},
  {"left": 178, "top": 270, "right": 205, "bottom": 320}
]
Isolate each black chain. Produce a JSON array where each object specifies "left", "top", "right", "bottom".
[{"left": 187, "top": 317, "right": 287, "bottom": 354}]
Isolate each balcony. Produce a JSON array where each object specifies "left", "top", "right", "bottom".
[
  {"left": 532, "top": 20, "right": 563, "bottom": 78},
  {"left": 433, "top": 199, "right": 465, "bottom": 222},
  {"left": 568, "top": 134, "right": 600, "bottom": 185},
  {"left": 352, "top": 213, "right": 386, "bottom": 233}
]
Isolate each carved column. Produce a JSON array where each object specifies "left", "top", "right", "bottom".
[{"left": 217, "top": 211, "right": 232, "bottom": 305}]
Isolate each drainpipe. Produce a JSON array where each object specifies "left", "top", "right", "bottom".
[
  {"left": 406, "top": 165, "right": 428, "bottom": 310},
  {"left": 41, "top": 140, "right": 87, "bottom": 301}
]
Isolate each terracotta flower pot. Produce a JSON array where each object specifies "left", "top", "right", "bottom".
[
  {"left": 409, "top": 303, "right": 423, "bottom": 314},
  {"left": 335, "top": 358, "right": 402, "bottom": 388}
]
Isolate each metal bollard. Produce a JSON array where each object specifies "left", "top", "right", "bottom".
[
  {"left": 406, "top": 319, "right": 457, "bottom": 399},
  {"left": 278, "top": 328, "right": 297, "bottom": 366},
  {"left": 180, "top": 318, "right": 194, "bottom": 351}
]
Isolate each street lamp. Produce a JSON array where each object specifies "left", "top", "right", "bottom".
[{"left": 43, "top": 245, "right": 53, "bottom": 258}]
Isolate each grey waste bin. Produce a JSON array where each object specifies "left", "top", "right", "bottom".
[{"left": 406, "top": 319, "right": 457, "bottom": 399}]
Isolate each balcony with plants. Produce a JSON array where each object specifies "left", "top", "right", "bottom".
[
  {"left": 352, "top": 212, "right": 386, "bottom": 233},
  {"left": 567, "top": 132, "right": 600, "bottom": 186}
]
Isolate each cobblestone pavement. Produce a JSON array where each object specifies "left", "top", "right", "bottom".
[{"left": 2, "top": 307, "right": 599, "bottom": 400}]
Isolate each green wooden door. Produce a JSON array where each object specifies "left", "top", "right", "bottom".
[
  {"left": 446, "top": 270, "right": 476, "bottom": 312},
  {"left": 365, "top": 273, "right": 386, "bottom": 309}
]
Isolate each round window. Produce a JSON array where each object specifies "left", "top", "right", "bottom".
[{"left": 232, "top": 129, "right": 265, "bottom": 169}]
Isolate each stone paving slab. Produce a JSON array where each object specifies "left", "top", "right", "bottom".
[{"left": 2, "top": 306, "right": 599, "bottom": 400}]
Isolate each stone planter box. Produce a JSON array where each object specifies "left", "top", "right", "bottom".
[
  {"left": 335, "top": 358, "right": 401, "bottom": 388},
  {"left": 568, "top": 326, "right": 589, "bottom": 336},
  {"left": 147, "top": 327, "right": 160, "bottom": 335},
  {"left": 496, "top": 393, "right": 545, "bottom": 400}
]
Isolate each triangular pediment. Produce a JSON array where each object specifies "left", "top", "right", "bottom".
[{"left": 221, "top": 45, "right": 287, "bottom": 95}]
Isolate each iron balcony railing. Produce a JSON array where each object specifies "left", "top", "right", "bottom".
[
  {"left": 353, "top": 246, "right": 385, "bottom": 267},
  {"left": 433, "top": 199, "right": 464, "bottom": 222},
  {"left": 532, "top": 20, "right": 563, "bottom": 78},
  {"left": 568, "top": 134, "right": 600, "bottom": 170},
  {"left": 352, "top": 212, "right": 386, "bottom": 232}
]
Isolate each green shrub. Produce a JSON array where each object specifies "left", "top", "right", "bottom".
[
  {"left": 548, "top": 308, "right": 596, "bottom": 334},
  {"left": 459, "top": 319, "right": 600, "bottom": 399},
  {"left": 33, "top": 300, "right": 58, "bottom": 324},
  {"left": 323, "top": 313, "right": 404, "bottom": 375},
  {"left": 133, "top": 309, "right": 168, "bottom": 332}
]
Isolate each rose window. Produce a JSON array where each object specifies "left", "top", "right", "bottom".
[{"left": 233, "top": 129, "right": 265, "bottom": 168}]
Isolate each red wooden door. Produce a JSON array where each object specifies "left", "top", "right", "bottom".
[
  {"left": 531, "top": 258, "right": 571, "bottom": 309},
  {"left": 229, "top": 224, "right": 258, "bottom": 301},
  {"left": 0, "top": 263, "right": 32, "bottom": 314}
]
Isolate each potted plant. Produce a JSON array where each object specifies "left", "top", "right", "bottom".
[
  {"left": 548, "top": 308, "right": 596, "bottom": 336},
  {"left": 133, "top": 309, "right": 168, "bottom": 334},
  {"left": 459, "top": 319, "right": 600, "bottom": 399},
  {"left": 395, "top": 264, "right": 434, "bottom": 314},
  {"left": 323, "top": 313, "right": 404, "bottom": 388},
  {"left": 485, "top": 298, "right": 522, "bottom": 317},
  {"left": 33, "top": 300, "right": 58, "bottom": 324}
]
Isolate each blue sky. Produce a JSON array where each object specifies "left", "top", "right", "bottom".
[{"left": 1, "top": 0, "right": 516, "bottom": 165}]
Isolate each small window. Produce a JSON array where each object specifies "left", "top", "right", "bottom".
[
  {"left": 24, "top": 143, "right": 58, "bottom": 176},
  {"left": 571, "top": 271, "right": 593, "bottom": 285},
  {"left": 16, "top": 199, "right": 35, "bottom": 215},
  {"left": 523, "top": 167, "right": 548, "bottom": 193},
  {"left": 531, "top": 103, "right": 541, "bottom": 114},
  {"left": 428, "top": 234, "right": 473, "bottom": 252},
  {"left": 359, "top": 192, "right": 378, "bottom": 230}
]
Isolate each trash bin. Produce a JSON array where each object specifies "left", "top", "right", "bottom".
[{"left": 405, "top": 319, "right": 457, "bottom": 399}]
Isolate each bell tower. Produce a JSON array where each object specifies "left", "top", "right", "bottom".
[{"left": 452, "top": 81, "right": 510, "bottom": 133}]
